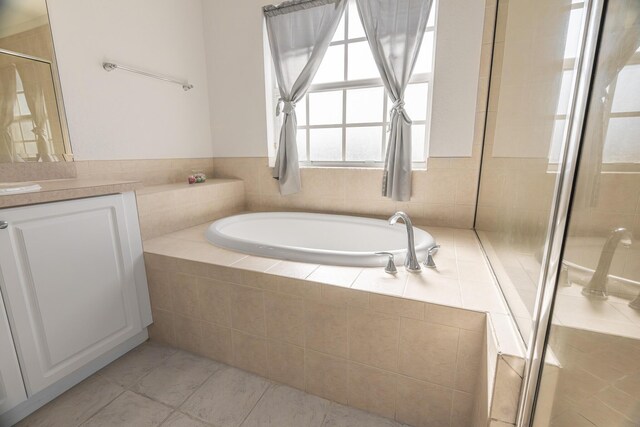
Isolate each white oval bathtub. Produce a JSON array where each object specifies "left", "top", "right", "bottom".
[{"left": 205, "top": 212, "right": 436, "bottom": 267}]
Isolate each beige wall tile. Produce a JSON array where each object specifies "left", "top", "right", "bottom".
[
  {"left": 197, "top": 277, "right": 232, "bottom": 327},
  {"left": 399, "top": 318, "right": 460, "bottom": 387},
  {"left": 304, "top": 300, "right": 348, "bottom": 358},
  {"left": 347, "top": 362, "right": 397, "bottom": 420},
  {"left": 369, "top": 294, "right": 425, "bottom": 320},
  {"left": 267, "top": 340, "right": 305, "bottom": 390},
  {"left": 348, "top": 307, "right": 400, "bottom": 372},
  {"left": 455, "top": 329, "right": 484, "bottom": 393},
  {"left": 320, "top": 285, "right": 370, "bottom": 309},
  {"left": 306, "top": 265, "right": 363, "bottom": 288},
  {"left": 232, "top": 331, "right": 268, "bottom": 377},
  {"left": 230, "top": 285, "right": 266, "bottom": 336},
  {"left": 264, "top": 292, "right": 305, "bottom": 346},
  {"left": 174, "top": 314, "right": 202, "bottom": 354},
  {"left": 148, "top": 308, "right": 175, "bottom": 346},
  {"left": 172, "top": 273, "right": 201, "bottom": 319},
  {"left": 425, "top": 303, "right": 486, "bottom": 332},
  {"left": 396, "top": 376, "right": 453, "bottom": 427},
  {"left": 305, "top": 350, "right": 349, "bottom": 404},
  {"left": 451, "top": 390, "right": 475, "bottom": 427},
  {"left": 146, "top": 268, "right": 174, "bottom": 312},
  {"left": 201, "top": 321, "right": 232, "bottom": 365}
]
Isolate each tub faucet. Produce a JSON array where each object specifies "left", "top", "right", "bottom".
[
  {"left": 582, "top": 227, "right": 633, "bottom": 299},
  {"left": 388, "top": 212, "right": 421, "bottom": 273}
]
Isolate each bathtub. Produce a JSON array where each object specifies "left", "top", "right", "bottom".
[{"left": 205, "top": 212, "right": 436, "bottom": 267}]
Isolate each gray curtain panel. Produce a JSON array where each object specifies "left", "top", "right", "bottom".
[
  {"left": 264, "top": 0, "right": 347, "bottom": 195},
  {"left": 356, "top": 0, "right": 433, "bottom": 201}
]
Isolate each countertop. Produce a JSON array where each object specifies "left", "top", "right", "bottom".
[{"left": 0, "top": 178, "right": 140, "bottom": 209}]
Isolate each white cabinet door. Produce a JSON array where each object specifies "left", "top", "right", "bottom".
[
  {"left": 0, "top": 193, "right": 146, "bottom": 395},
  {"left": 0, "top": 289, "right": 27, "bottom": 415}
]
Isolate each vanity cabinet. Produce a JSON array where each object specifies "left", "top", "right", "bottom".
[
  {"left": 0, "top": 192, "right": 151, "bottom": 400},
  {"left": 0, "top": 288, "right": 27, "bottom": 415}
]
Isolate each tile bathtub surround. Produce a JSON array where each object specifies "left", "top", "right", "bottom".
[
  {"left": 18, "top": 341, "right": 412, "bottom": 427},
  {"left": 74, "top": 158, "right": 216, "bottom": 186},
  {"left": 136, "top": 179, "right": 246, "bottom": 240},
  {"left": 0, "top": 161, "right": 77, "bottom": 183},
  {"left": 141, "top": 224, "right": 523, "bottom": 426}
]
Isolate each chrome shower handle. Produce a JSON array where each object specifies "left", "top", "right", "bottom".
[{"left": 375, "top": 252, "right": 398, "bottom": 275}]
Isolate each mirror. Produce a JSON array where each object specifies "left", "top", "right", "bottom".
[{"left": 0, "top": 0, "right": 72, "bottom": 162}]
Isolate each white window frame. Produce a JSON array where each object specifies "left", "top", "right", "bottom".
[{"left": 269, "top": 0, "right": 437, "bottom": 169}]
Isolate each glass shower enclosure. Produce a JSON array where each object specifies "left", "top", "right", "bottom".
[{"left": 475, "top": 0, "right": 640, "bottom": 425}]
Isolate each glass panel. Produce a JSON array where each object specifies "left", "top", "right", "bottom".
[
  {"left": 0, "top": 0, "right": 54, "bottom": 61},
  {"left": 475, "top": 0, "right": 586, "bottom": 342},
  {"left": 347, "top": 0, "right": 366, "bottom": 39},
  {"left": 532, "top": 1, "right": 640, "bottom": 425},
  {"left": 309, "top": 128, "right": 342, "bottom": 161},
  {"left": 0, "top": 54, "right": 67, "bottom": 162},
  {"left": 346, "top": 87, "right": 384, "bottom": 123},
  {"left": 413, "top": 31, "right": 435, "bottom": 74},
  {"left": 297, "top": 97, "right": 307, "bottom": 126},
  {"left": 603, "top": 117, "right": 640, "bottom": 163},
  {"left": 563, "top": 7, "right": 585, "bottom": 60},
  {"left": 611, "top": 64, "right": 640, "bottom": 113},
  {"left": 404, "top": 83, "right": 429, "bottom": 120},
  {"left": 345, "top": 126, "right": 382, "bottom": 161},
  {"left": 332, "top": 13, "right": 346, "bottom": 42},
  {"left": 308, "top": 90, "right": 343, "bottom": 125},
  {"left": 297, "top": 129, "right": 308, "bottom": 162},
  {"left": 347, "top": 41, "right": 379, "bottom": 80},
  {"left": 411, "top": 124, "right": 426, "bottom": 162},
  {"left": 556, "top": 70, "right": 574, "bottom": 116},
  {"left": 314, "top": 45, "right": 344, "bottom": 84}
]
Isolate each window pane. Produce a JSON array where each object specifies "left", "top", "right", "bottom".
[
  {"left": 297, "top": 129, "right": 308, "bottom": 161},
  {"left": 346, "top": 87, "right": 384, "bottom": 123},
  {"left": 564, "top": 8, "right": 584, "bottom": 59},
  {"left": 555, "top": 70, "right": 574, "bottom": 116},
  {"left": 404, "top": 83, "right": 429, "bottom": 120},
  {"left": 548, "top": 119, "right": 566, "bottom": 163},
  {"left": 17, "top": 93, "right": 30, "bottom": 116},
  {"left": 348, "top": 41, "right": 379, "bottom": 80},
  {"left": 603, "top": 117, "right": 640, "bottom": 163},
  {"left": 20, "top": 121, "right": 35, "bottom": 140},
  {"left": 309, "top": 90, "right": 343, "bottom": 125},
  {"left": 332, "top": 13, "right": 346, "bottom": 42},
  {"left": 314, "top": 45, "right": 344, "bottom": 84},
  {"left": 297, "top": 97, "right": 307, "bottom": 125},
  {"left": 427, "top": 2, "right": 436, "bottom": 27},
  {"left": 411, "top": 124, "right": 426, "bottom": 162},
  {"left": 611, "top": 64, "right": 640, "bottom": 113},
  {"left": 348, "top": 0, "right": 366, "bottom": 39},
  {"left": 346, "top": 126, "right": 383, "bottom": 161},
  {"left": 413, "top": 31, "right": 434, "bottom": 74},
  {"left": 310, "top": 128, "right": 342, "bottom": 161}
]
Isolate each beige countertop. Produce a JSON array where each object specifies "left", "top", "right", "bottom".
[
  {"left": 0, "top": 178, "right": 140, "bottom": 209},
  {"left": 143, "top": 222, "right": 526, "bottom": 358}
]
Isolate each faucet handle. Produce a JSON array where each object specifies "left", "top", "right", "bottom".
[
  {"left": 375, "top": 252, "right": 398, "bottom": 275},
  {"left": 423, "top": 245, "right": 441, "bottom": 269}
]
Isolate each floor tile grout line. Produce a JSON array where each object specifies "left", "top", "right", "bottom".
[
  {"left": 237, "top": 382, "right": 274, "bottom": 427},
  {"left": 75, "top": 387, "right": 127, "bottom": 427}
]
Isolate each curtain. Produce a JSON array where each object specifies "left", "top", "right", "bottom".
[
  {"left": 357, "top": 0, "right": 433, "bottom": 201},
  {"left": 0, "top": 64, "right": 18, "bottom": 163},
  {"left": 574, "top": 0, "right": 640, "bottom": 208},
  {"left": 17, "top": 62, "right": 57, "bottom": 162},
  {"left": 264, "top": 0, "right": 347, "bottom": 195}
]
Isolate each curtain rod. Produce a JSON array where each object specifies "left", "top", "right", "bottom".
[
  {"left": 263, "top": 0, "right": 340, "bottom": 17},
  {"left": 102, "top": 62, "right": 194, "bottom": 91}
]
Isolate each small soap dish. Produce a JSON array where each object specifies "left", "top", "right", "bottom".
[{"left": 0, "top": 183, "right": 42, "bottom": 196}]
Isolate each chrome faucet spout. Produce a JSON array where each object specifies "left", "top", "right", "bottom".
[
  {"left": 389, "top": 211, "right": 421, "bottom": 273},
  {"left": 582, "top": 227, "right": 633, "bottom": 299}
]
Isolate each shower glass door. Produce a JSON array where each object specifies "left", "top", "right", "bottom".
[{"left": 532, "top": 0, "right": 640, "bottom": 425}]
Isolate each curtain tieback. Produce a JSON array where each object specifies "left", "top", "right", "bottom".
[
  {"left": 388, "top": 99, "right": 411, "bottom": 129},
  {"left": 276, "top": 98, "right": 296, "bottom": 116}
]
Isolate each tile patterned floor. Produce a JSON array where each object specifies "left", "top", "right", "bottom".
[{"left": 17, "top": 341, "right": 410, "bottom": 427}]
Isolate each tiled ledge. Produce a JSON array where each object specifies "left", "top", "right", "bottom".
[
  {"left": 143, "top": 222, "right": 524, "bottom": 359},
  {"left": 135, "top": 179, "right": 245, "bottom": 240}
]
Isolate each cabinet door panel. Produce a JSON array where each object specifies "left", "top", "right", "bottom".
[
  {"left": 0, "top": 289, "right": 26, "bottom": 415},
  {"left": 0, "top": 194, "right": 143, "bottom": 395}
]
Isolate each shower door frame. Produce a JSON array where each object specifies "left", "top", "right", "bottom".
[{"left": 514, "top": 0, "right": 607, "bottom": 425}]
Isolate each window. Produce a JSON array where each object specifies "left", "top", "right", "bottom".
[
  {"left": 549, "top": 1, "right": 640, "bottom": 165},
  {"left": 271, "top": 0, "right": 437, "bottom": 167},
  {"left": 9, "top": 70, "right": 53, "bottom": 161}
]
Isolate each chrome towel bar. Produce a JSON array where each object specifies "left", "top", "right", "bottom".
[{"left": 102, "top": 62, "right": 194, "bottom": 91}]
